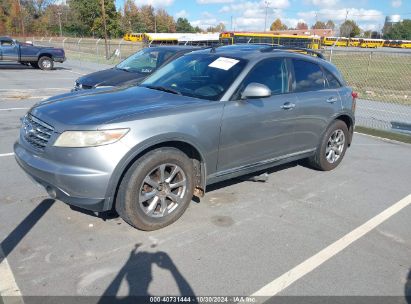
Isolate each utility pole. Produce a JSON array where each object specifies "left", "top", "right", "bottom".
[
  {"left": 264, "top": 1, "right": 270, "bottom": 32},
  {"left": 231, "top": 16, "right": 233, "bottom": 31},
  {"left": 57, "top": 12, "right": 63, "bottom": 37},
  {"left": 101, "top": 0, "right": 109, "bottom": 59},
  {"left": 17, "top": 0, "right": 25, "bottom": 37}
]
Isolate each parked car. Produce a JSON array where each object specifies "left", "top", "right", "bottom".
[
  {"left": 15, "top": 44, "right": 356, "bottom": 230},
  {"left": 0, "top": 36, "right": 65, "bottom": 70},
  {"left": 73, "top": 46, "right": 199, "bottom": 91}
]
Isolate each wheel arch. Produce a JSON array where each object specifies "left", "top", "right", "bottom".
[
  {"left": 103, "top": 138, "right": 207, "bottom": 211},
  {"left": 38, "top": 53, "right": 53, "bottom": 61},
  {"left": 335, "top": 113, "right": 354, "bottom": 146}
]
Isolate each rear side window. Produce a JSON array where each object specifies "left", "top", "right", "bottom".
[
  {"left": 324, "top": 69, "right": 342, "bottom": 89},
  {"left": 239, "top": 58, "right": 289, "bottom": 96},
  {"left": 292, "top": 59, "right": 325, "bottom": 92}
]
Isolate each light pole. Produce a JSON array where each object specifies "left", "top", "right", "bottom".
[
  {"left": 57, "top": 12, "right": 63, "bottom": 37},
  {"left": 101, "top": 0, "right": 109, "bottom": 59},
  {"left": 264, "top": 1, "right": 270, "bottom": 32}
]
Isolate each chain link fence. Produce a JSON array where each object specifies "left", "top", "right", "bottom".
[
  {"left": 322, "top": 49, "right": 411, "bottom": 134},
  {"left": 17, "top": 37, "right": 411, "bottom": 135},
  {"left": 25, "top": 36, "right": 143, "bottom": 65}
]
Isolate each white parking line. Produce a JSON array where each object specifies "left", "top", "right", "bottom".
[
  {"left": 0, "top": 153, "right": 14, "bottom": 157},
  {"left": 252, "top": 193, "right": 411, "bottom": 297},
  {"left": 0, "top": 88, "right": 67, "bottom": 92},
  {"left": 0, "top": 108, "right": 30, "bottom": 111},
  {"left": 0, "top": 247, "right": 23, "bottom": 302}
]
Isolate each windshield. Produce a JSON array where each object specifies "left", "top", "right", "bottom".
[
  {"left": 116, "top": 49, "right": 175, "bottom": 74},
  {"left": 141, "top": 53, "right": 247, "bottom": 101}
]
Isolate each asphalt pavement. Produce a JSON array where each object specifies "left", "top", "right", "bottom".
[{"left": 0, "top": 60, "right": 410, "bottom": 303}]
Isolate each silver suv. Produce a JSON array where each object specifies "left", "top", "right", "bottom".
[{"left": 15, "top": 45, "right": 356, "bottom": 230}]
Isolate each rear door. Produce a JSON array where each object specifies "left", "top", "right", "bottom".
[
  {"left": 217, "top": 58, "right": 299, "bottom": 172},
  {"left": 0, "top": 39, "right": 19, "bottom": 61},
  {"left": 290, "top": 59, "right": 342, "bottom": 151}
]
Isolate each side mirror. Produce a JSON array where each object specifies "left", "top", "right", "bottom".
[{"left": 241, "top": 82, "right": 271, "bottom": 100}]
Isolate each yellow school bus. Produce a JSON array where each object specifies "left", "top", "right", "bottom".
[
  {"left": 124, "top": 33, "right": 144, "bottom": 42},
  {"left": 348, "top": 38, "right": 360, "bottom": 47},
  {"left": 359, "top": 39, "right": 384, "bottom": 48},
  {"left": 321, "top": 37, "right": 349, "bottom": 47},
  {"left": 398, "top": 40, "right": 411, "bottom": 48},
  {"left": 219, "top": 32, "right": 321, "bottom": 49}
]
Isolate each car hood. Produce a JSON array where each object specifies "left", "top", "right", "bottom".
[
  {"left": 77, "top": 68, "right": 146, "bottom": 88},
  {"left": 30, "top": 86, "right": 206, "bottom": 131}
]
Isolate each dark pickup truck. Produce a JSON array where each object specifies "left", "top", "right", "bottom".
[{"left": 0, "top": 36, "right": 65, "bottom": 70}]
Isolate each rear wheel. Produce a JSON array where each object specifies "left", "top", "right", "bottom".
[
  {"left": 308, "top": 120, "right": 349, "bottom": 171},
  {"left": 38, "top": 56, "right": 54, "bottom": 70},
  {"left": 116, "top": 147, "right": 195, "bottom": 231}
]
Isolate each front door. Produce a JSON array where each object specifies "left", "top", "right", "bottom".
[
  {"left": 217, "top": 58, "right": 299, "bottom": 173},
  {"left": 0, "top": 39, "right": 19, "bottom": 61}
]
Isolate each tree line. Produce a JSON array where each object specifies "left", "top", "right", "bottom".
[
  {"left": 0, "top": 0, "right": 409, "bottom": 40},
  {"left": 271, "top": 17, "right": 411, "bottom": 39},
  {"left": 0, "top": 0, "right": 226, "bottom": 38}
]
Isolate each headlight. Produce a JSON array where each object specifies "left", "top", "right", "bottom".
[
  {"left": 54, "top": 129, "right": 129, "bottom": 147},
  {"left": 74, "top": 81, "right": 81, "bottom": 90}
]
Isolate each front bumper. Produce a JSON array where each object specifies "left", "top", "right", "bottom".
[{"left": 14, "top": 139, "right": 118, "bottom": 212}]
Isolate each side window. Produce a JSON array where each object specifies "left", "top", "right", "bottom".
[
  {"left": 292, "top": 59, "right": 325, "bottom": 92},
  {"left": 238, "top": 58, "right": 289, "bottom": 98},
  {"left": 1, "top": 40, "right": 13, "bottom": 46},
  {"left": 324, "top": 69, "right": 341, "bottom": 89}
]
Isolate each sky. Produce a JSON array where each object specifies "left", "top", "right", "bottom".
[{"left": 115, "top": 0, "right": 411, "bottom": 32}]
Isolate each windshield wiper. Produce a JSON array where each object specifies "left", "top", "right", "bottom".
[
  {"left": 116, "top": 67, "right": 131, "bottom": 72},
  {"left": 143, "top": 85, "right": 182, "bottom": 95}
]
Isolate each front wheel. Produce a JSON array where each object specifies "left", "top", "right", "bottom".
[
  {"left": 116, "top": 148, "right": 195, "bottom": 231},
  {"left": 38, "top": 56, "right": 54, "bottom": 70},
  {"left": 308, "top": 120, "right": 349, "bottom": 171}
]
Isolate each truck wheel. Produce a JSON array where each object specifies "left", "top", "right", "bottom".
[
  {"left": 116, "top": 147, "right": 195, "bottom": 231},
  {"left": 38, "top": 56, "right": 54, "bottom": 70},
  {"left": 30, "top": 62, "right": 39, "bottom": 69},
  {"left": 308, "top": 119, "right": 349, "bottom": 171}
]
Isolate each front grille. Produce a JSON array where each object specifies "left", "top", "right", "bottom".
[
  {"left": 81, "top": 84, "right": 93, "bottom": 90},
  {"left": 23, "top": 114, "right": 54, "bottom": 150}
]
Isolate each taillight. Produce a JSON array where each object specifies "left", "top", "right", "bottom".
[{"left": 351, "top": 91, "right": 358, "bottom": 112}]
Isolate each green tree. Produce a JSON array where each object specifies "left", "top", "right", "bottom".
[
  {"left": 296, "top": 22, "right": 308, "bottom": 30},
  {"left": 385, "top": 19, "right": 411, "bottom": 39},
  {"left": 175, "top": 17, "right": 194, "bottom": 33},
  {"left": 270, "top": 18, "right": 287, "bottom": 31},
  {"left": 155, "top": 8, "right": 176, "bottom": 33},
  {"left": 340, "top": 19, "right": 360, "bottom": 37},
  {"left": 69, "top": 0, "right": 120, "bottom": 37},
  {"left": 312, "top": 21, "right": 326, "bottom": 29},
  {"left": 325, "top": 20, "right": 335, "bottom": 30}
]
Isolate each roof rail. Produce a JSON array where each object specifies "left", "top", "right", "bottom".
[{"left": 260, "top": 45, "right": 325, "bottom": 60}]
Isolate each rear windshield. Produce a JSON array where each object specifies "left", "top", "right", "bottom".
[{"left": 141, "top": 53, "right": 247, "bottom": 101}]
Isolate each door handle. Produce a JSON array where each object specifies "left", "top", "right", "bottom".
[
  {"left": 281, "top": 102, "right": 296, "bottom": 110},
  {"left": 326, "top": 97, "right": 338, "bottom": 103}
]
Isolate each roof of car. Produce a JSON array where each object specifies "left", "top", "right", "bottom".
[
  {"left": 0, "top": 36, "right": 12, "bottom": 41},
  {"left": 147, "top": 45, "right": 205, "bottom": 52},
  {"left": 192, "top": 44, "right": 325, "bottom": 63}
]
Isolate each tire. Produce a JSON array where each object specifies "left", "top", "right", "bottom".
[
  {"left": 30, "top": 62, "right": 39, "bottom": 69},
  {"left": 308, "top": 119, "right": 349, "bottom": 171},
  {"left": 116, "top": 147, "right": 195, "bottom": 231},
  {"left": 38, "top": 56, "right": 54, "bottom": 70}
]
